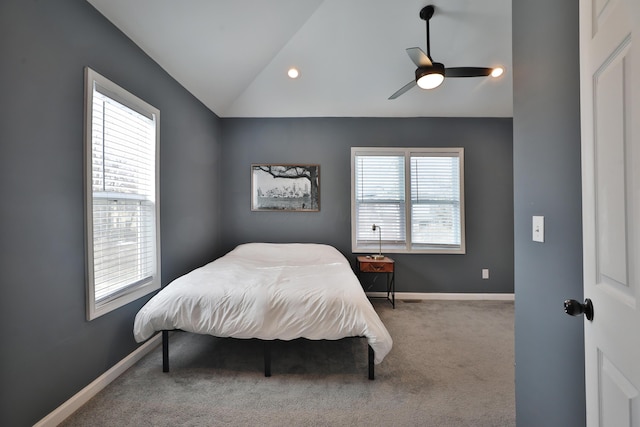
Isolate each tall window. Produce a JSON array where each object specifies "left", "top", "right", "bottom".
[
  {"left": 351, "top": 147, "right": 465, "bottom": 254},
  {"left": 84, "top": 67, "right": 161, "bottom": 320}
]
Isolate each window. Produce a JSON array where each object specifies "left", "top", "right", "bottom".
[
  {"left": 351, "top": 147, "right": 465, "bottom": 254},
  {"left": 84, "top": 67, "right": 161, "bottom": 320}
]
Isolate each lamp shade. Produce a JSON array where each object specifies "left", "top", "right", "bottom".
[{"left": 415, "top": 63, "right": 445, "bottom": 89}]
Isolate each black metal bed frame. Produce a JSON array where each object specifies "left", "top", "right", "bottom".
[{"left": 161, "top": 330, "right": 375, "bottom": 380}]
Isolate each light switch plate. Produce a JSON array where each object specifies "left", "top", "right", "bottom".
[{"left": 532, "top": 216, "right": 544, "bottom": 242}]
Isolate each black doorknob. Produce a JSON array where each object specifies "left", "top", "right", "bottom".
[{"left": 564, "top": 298, "right": 594, "bottom": 321}]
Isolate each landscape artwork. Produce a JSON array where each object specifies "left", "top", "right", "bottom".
[{"left": 251, "top": 164, "right": 320, "bottom": 211}]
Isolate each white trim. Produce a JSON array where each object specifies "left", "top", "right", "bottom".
[
  {"left": 366, "top": 292, "right": 514, "bottom": 301},
  {"left": 34, "top": 334, "right": 161, "bottom": 427}
]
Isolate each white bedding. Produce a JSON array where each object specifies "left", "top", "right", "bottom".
[{"left": 133, "top": 243, "right": 392, "bottom": 363}]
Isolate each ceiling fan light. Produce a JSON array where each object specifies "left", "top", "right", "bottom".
[
  {"left": 417, "top": 73, "right": 444, "bottom": 89},
  {"left": 416, "top": 63, "right": 445, "bottom": 89}
]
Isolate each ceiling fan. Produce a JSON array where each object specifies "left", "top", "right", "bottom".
[{"left": 389, "top": 5, "right": 504, "bottom": 100}]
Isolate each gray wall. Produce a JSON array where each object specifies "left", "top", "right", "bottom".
[
  {"left": 0, "top": 1, "right": 222, "bottom": 426},
  {"left": 513, "top": 0, "right": 586, "bottom": 425},
  {"left": 220, "top": 117, "right": 514, "bottom": 294}
]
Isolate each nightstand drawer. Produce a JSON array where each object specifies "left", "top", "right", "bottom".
[{"left": 358, "top": 260, "right": 394, "bottom": 273}]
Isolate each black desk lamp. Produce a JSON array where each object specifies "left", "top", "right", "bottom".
[{"left": 371, "top": 224, "right": 385, "bottom": 260}]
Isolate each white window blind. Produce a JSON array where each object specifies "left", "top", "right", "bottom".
[
  {"left": 85, "top": 67, "right": 161, "bottom": 320},
  {"left": 351, "top": 147, "right": 465, "bottom": 254},
  {"left": 354, "top": 155, "right": 406, "bottom": 246},
  {"left": 410, "top": 154, "right": 461, "bottom": 248}
]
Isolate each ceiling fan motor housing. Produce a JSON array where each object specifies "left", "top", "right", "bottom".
[{"left": 416, "top": 63, "right": 444, "bottom": 80}]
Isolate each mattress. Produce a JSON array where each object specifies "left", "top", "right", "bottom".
[{"left": 133, "top": 243, "right": 392, "bottom": 363}]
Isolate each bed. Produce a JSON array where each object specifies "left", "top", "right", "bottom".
[{"left": 133, "top": 243, "right": 393, "bottom": 379}]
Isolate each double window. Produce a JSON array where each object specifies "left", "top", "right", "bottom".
[
  {"left": 84, "top": 67, "right": 161, "bottom": 320},
  {"left": 351, "top": 147, "right": 465, "bottom": 254}
]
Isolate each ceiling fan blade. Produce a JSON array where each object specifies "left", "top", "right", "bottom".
[
  {"left": 444, "top": 67, "right": 493, "bottom": 78},
  {"left": 389, "top": 80, "right": 417, "bottom": 100},
  {"left": 406, "top": 47, "right": 432, "bottom": 67}
]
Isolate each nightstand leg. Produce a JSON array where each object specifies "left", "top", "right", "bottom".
[{"left": 388, "top": 271, "right": 395, "bottom": 308}]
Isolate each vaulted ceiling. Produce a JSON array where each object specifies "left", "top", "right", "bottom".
[{"left": 87, "top": 0, "right": 512, "bottom": 118}]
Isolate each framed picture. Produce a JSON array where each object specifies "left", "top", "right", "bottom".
[{"left": 251, "top": 164, "right": 320, "bottom": 211}]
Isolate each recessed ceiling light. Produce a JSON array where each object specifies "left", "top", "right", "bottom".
[
  {"left": 491, "top": 67, "right": 505, "bottom": 78},
  {"left": 287, "top": 68, "right": 300, "bottom": 79}
]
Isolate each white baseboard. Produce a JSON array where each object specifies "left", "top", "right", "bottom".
[
  {"left": 366, "top": 292, "right": 514, "bottom": 301},
  {"left": 34, "top": 334, "right": 162, "bottom": 427}
]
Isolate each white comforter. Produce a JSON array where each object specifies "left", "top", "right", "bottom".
[{"left": 133, "top": 243, "right": 392, "bottom": 363}]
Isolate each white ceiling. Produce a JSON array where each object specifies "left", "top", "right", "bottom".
[{"left": 87, "top": 0, "right": 512, "bottom": 118}]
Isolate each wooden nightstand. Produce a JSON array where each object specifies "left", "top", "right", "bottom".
[{"left": 356, "top": 256, "right": 395, "bottom": 308}]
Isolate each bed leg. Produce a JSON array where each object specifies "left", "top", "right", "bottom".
[
  {"left": 264, "top": 341, "right": 272, "bottom": 377},
  {"left": 368, "top": 345, "right": 375, "bottom": 380},
  {"left": 162, "top": 330, "right": 169, "bottom": 373}
]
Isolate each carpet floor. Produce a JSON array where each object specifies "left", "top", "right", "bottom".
[{"left": 60, "top": 299, "right": 515, "bottom": 426}]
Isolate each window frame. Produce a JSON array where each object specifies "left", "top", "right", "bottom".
[
  {"left": 351, "top": 147, "right": 465, "bottom": 255},
  {"left": 84, "top": 67, "right": 161, "bottom": 320}
]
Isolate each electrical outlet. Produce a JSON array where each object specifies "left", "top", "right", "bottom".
[{"left": 482, "top": 269, "right": 489, "bottom": 279}]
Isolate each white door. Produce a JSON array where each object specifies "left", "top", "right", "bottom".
[{"left": 579, "top": 0, "right": 640, "bottom": 425}]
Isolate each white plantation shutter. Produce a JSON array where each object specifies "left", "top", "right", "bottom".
[
  {"left": 351, "top": 147, "right": 465, "bottom": 254},
  {"left": 85, "top": 68, "right": 160, "bottom": 320}
]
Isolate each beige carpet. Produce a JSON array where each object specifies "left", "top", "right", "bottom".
[{"left": 60, "top": 299, "right": 515, "bottom": 426}]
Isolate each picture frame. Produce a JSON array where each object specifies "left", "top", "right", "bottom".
[{"left": 251, "top": 164, "right": 320, "bottom": 212}]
